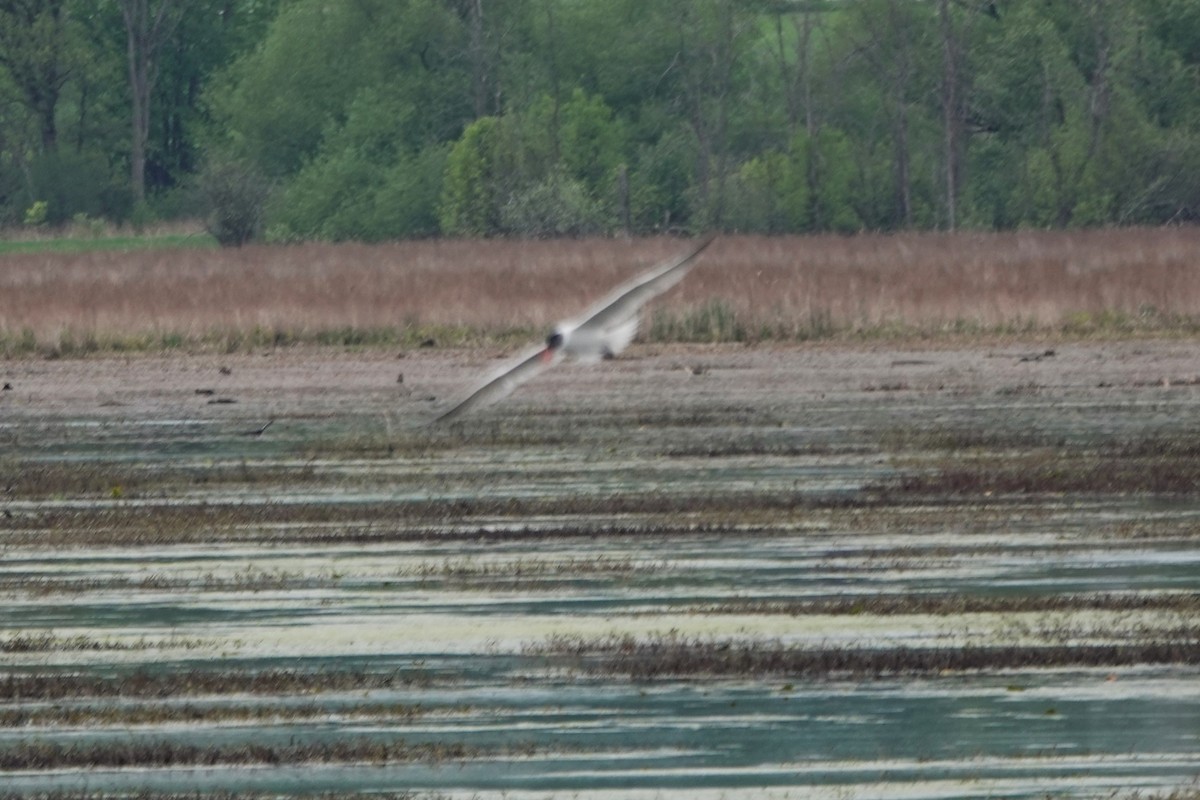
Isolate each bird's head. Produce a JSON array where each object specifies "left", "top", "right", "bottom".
[{"left": 542, "top": 329, "right": 564, "bottom": 362}]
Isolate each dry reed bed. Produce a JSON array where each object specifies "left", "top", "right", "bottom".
[{"left": 5, "top": 229, "right": 1200, "bottom": 351}]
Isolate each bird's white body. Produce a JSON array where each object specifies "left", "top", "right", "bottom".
[
  {"left": 434, "top": 236, "right": 715, "bottom": 422},
  {"left": 551, "top": 315, "right": 637, "bottom": 363}
]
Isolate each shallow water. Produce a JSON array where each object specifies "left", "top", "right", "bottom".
[
  {"left": 5, "top": 668, "right": 1200, "bottom": 797},
  {"left": 3, "top": 345, "right": 1200, "bottom": 798}
]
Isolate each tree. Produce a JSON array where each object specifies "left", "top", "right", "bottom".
[
  {"left": 147, "top": 0, "right": 283, "bottom": 194},
  {"left": 0, "top": 0, "right": 72, "bottom": 151},
  {"left": 272, "top": 86, "right": 448, "bottom": 241},
  {"left": 674, "top": 0, "right": 752, "bottom": 228},
  {"left": 438, "top": 116, "right": 508, "bottom": 236},
  {"left": 846, "top": 0, "right": 934, "bottom": 229},
  {"left": 118, "top": 0, "right": 185, "bottom": 204},
  {"left": 938, "top": 0, "right": 963, "bottom": 229},
  {"left": 467, "top": 0, "right": 487, "bottom": 117},
  {"left": 192, "top": 0, "right": 1200, "bottom": 237},
  {"left": 209, "top": 0, "right": 469, "bottom": 177}
]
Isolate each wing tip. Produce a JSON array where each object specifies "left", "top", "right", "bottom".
[{"left": 676, "top": 232, "right": 717, "bottom": 265}]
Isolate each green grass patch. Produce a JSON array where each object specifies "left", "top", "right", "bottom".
[
  {"left": 0, "top": 323, "right": 538, "bottom": 358},
  {"left": 0, "top": 233, "right": 217, "bottom": 255},
  {"left": 4, "top": 306, "right": 1200, "bottom": 360}
]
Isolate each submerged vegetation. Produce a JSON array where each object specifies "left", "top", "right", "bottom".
[
  {"left": 0, "top": 794, "right": 442, "bottom": 800},
  {"left": 0, "top": 739, "right": 487, "bottom": 770},
  {"left": 10, "top": 424, "right": 1200, "bottom": 505},
  {"left": 695, "top": 593, "right": 1200, "bottom": 618},
  {"left": 536, "top": 634, "right": 1200, "bottom": 680},
  {"left": 0, "top": 669, "right": 433, "bottom": 702},
  {"left": 0, "top": 700, "right": 448, "bottom": 729}
]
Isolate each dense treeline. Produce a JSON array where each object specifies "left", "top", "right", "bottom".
[{"left": 3, "top": 0, "right": 1200, "bottom": 242}]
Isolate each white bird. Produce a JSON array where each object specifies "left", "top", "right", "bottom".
[{"left": 434, "top": 235, "right": 716, "bottom": 422}]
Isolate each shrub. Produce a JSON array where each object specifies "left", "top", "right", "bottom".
[
  {"left": 24, "top": 200, "right": 49, "bottom": 227},
  {"left": 198, "top": 157, "right": 272, "bottom": 246},
  {"left": 499, "top": 171, "right": 608, "bottom": 237}
]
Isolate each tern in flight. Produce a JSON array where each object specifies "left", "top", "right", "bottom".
[{"left": 434, "top": 235, "right": 716, "bottom": 422}]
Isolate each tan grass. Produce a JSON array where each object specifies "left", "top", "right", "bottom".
[{"left": 3, "top": 229, "right": 1200, "bottom": 352}]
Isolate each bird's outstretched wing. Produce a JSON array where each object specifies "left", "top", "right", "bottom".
[
  {"left": 567, "top": 234, "right": 716, "bottom": 338},
  {"left": 432, "top": 236, "right": 715, "bottom": 422},
  {"left": 433, "top": 344, "right": 557, "bottom": 423}
]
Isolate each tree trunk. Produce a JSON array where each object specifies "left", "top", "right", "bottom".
[
  {"left": 617, "top": 163, "right": 631, "bottom": 237},
  {"left": 127, "top": 30, "right": 147, "bottom": 204},
  {"left": 887, "top": 3, "right": 913, "bottom": 228},
  {"left": 854, "top": 0, "right": 916, "bottom": 228},
  {"left": 893, "top": 105, "right": 912, "bottom": 227},
  {"left": 678, "top": 1, "right": 742, "bottom": 229},
  {"left": 939, "top": 0, "right": 960, "bottom": 230},
  {"left": 469, "top": 0, "right": 486, "bottom": 118}
]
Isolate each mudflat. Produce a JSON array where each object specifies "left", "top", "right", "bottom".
[{"left": 3, "top": 338, "right": 1198, "bottom": 424}]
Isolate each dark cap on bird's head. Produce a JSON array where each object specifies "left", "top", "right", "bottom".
[{"left": 541, "top": 329, "right": 565, "bottom": 363}]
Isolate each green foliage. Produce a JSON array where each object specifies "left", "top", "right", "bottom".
[
  {"left": 206, "top": 2, "right": 380, "bottom": 177},
  {"left": 3, "top": 0, "right": 1200, "bottom": 236},
  {"left": 724, "top": 152, "right": 792, "bottom": 234},
  {"left": 0, "top": 0, "right": 72, "bottom": 150},
  {"left": 367, "top": 145, "right": 448, "bottom": 240},
  {"left": 268, "top": 82, "right": 450, "bottom": 242},
  {"left": 724, "top": 129, "right": 862, "bottom": 234},
  {"left": 437, "top": 90, "right": 625, "bottom": 238},
  {"left": 274, "top": 142, "right": 446, "bottom": 242},
  {"left": 800, "top": 129, "right": 862, "bottom": 232},
  {"left": 18, "top": 150, "right": 130, "bottom": 225},
  {"left": 627, "top": 128, "right": 697, "bottom": 233},
  {"left": 500, "top": 170, "right": 607, "bottom": 237},
  {"left": 209, "top": 0, "right": 467, "bottom": 178},
  {"left": 439, "top": 116, "right": 510, "bottom": 237},
  {"left": 558, "top": 89, "right": 627, "bottom": 189},
  {"left": 23, "top": 200, "right": 48, "bottom": 227}
]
